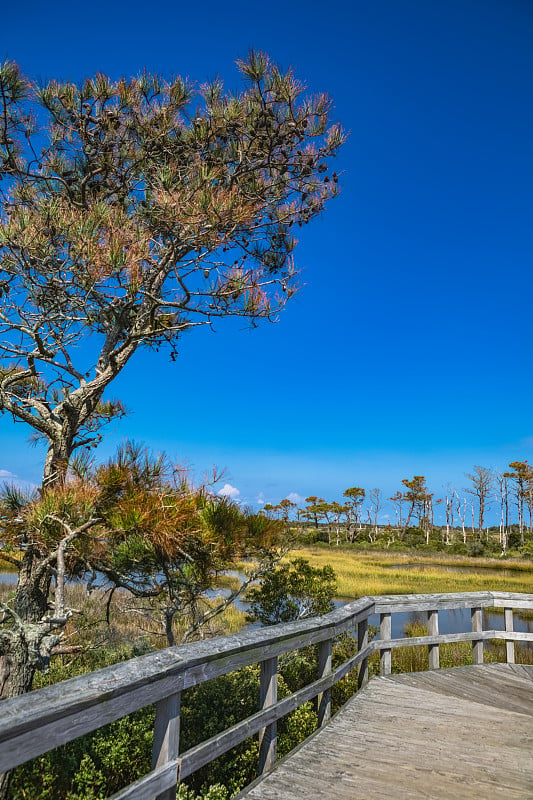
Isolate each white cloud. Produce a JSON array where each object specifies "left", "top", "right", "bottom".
[
  {"left": 0, "top": 470, "right": 36, "bottom": 493},
  {"left": 218, "top": 483, "right": 240, "bottom": 499},
  {"left": 256, "top": 492, "right": 266, "bottom": 505},
  {"left": 287, "top": 492, "right": 304, "bottom": 505}
]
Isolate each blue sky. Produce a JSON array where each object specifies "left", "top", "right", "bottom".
[{"left": 1, "top": 0, "right": 533, "bottom": 521}]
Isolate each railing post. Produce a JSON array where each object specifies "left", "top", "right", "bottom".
[
  {"left": 317, "top": 638, "right": 332, "bottom": 727},
  {"left": 505, "top": 607, "right": 515, "bottom": 664},
  {"left": 258, "top": 656, "right": 278, "bottom": 775},
  {"left": 151, "top": 692, "right": 181, "bottom": 800},
  {"left": 357, "top": 617, "right": 369, "bottom": 689},
  {"left": 471, "top": 606, "right": 484, "bottom": 664},
  {"left": 428, "top": 609, "right": 439, "bottom": 670},
  {"left": 380, "top": 612, "right": 392, "bottom": 676}
]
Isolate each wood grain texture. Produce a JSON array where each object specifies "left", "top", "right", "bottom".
[
  {"left": 471, "top": 606, "right": 484, "bottom": 664},
  {"left": 357, "top": 618, "right": 369, "bottom": 689},
  {"left": 238, "top": 664, "right": 533, "bottom": 800},
  {"left": 258, "top": 657, "right": 278, "bottom": 775},
  {"left": 379, "top": 612, "right": 392, "bottom": 676},
  {"left": 506, "top": 607, "right": 516, "bottom": 664},
  {"left": 317, "top": 639, "right": 332, "bottom": 727},
  {"left": 2, "top": 590, "right": 533, "bottom": 797},
  {"left": 428, "top": 609, "right": 439, "bottom": 670},
  {"left": 0, "top": 597, "right": 374, "bottom": 773},
  {"left": 151, "top": 692, "right": 180, "bottom": 800}
]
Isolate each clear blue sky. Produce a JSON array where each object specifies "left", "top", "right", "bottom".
[{"left": 1, "top": 0, "right": 532, "bottom": 521}]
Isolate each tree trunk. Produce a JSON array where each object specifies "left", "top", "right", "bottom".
[
  {"left": 0, "top": 630, "right": 39, "bottom": 700},
  {"left": 402, "top": 505, "right": 414, "bottom": 539},
  {"left": 0, "top": 516, "right": 64, "bottom": 798},
  {"left": 0, "top": 623, "right": 60, "bottom": 800},
  {"left": 0, "top": 550, "right": 57, "bottom": 696},
  {"left": 43, "top": 435, "right": 74, "bottom": 487}
]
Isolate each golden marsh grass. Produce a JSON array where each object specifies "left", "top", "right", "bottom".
[
  {"left": 291, "top": 547, "right": 533, "bottom": 598},
  {"left": 0, "top": 579, "right": 247, "bottom": 654}
]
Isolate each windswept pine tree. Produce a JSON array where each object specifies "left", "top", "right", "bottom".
[{"left": 0, "top": 51, "right": 344, "bottom": 795}]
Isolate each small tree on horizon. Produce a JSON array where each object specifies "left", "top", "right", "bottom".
[
  {"left": 398, "top": 475, "right": 433, "bottom": 538},
  {"left": 343, "top": 486, "right": 365, "bottom": 541},
  {"left": 465, "top": 466, "right": 493, "bottom": 540},
  {"left": 504, "top": 461, "right": 533, "bottom": 547}
]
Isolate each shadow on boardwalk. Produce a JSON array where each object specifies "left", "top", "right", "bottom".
[{"left": 238, "top": 664, "right": 533, "bottom": 799}]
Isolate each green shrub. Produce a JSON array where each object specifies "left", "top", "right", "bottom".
[
  {"left": 182, "top": 664, "right": 317, "bottom": 796},
  {"left": 11, "top": 656, "right": 319, "bottom": 800}
]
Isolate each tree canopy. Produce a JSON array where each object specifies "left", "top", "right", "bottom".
[
  {"left": 0, "top": 52, "right": 344, "bottom": 485},
  {"left": 246, "top": 556, "right": 336, "bottom": 626},
  {"left": 0, "top": 52, "right": 344, "bottom": 776}
]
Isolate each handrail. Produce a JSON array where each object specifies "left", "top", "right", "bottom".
[{"left": 1, "top": 591, "right": 532, "bottom": 800}]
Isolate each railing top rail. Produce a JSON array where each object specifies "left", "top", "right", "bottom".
[
  {"left": 0, "top": 597, "right": 376, "bottom": 746},
  {"left": 490, "top": 591, "right": 533, "bottom": 608},
  {"left": 1, "top": 590, "right": 532, "bottom": 761},
  {"left": 374, "top": 591, "right": 533, "bottom": 612},
  {"left": 374, "top": 591, "right": 495, "bottom": 612}
]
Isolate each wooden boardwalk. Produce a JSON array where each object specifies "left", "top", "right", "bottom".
[{"left": 239, "top": 664, "right": 533, "bottom": 799}]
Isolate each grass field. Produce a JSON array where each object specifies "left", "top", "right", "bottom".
[
  {"left": 2, "top": 547, "right": 532, "bottom": 650},
  {"left": 291, "top": 546, "right": 533, "bottom": 597}
]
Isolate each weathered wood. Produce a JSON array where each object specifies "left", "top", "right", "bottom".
[
  {"left": 2, "top": 590, "right": 533, "bottom": 799},
  {"left": 380, "top": 612, "right": 392, "bottom": 675},
  {"left": 317, "top": 639, "right": 332, "bottom": 727},
  {"left": 151, "top": 692, "right": 180, "bottom": 800},
  {"left": 258, "top": 657, "right": 277, "bottom": 775},
  {"left": 505, "top": 607, "right": 515, "bottom": 664},
  {"left": 471, "top": 606, "right": 484, "bottom": 664},
  {"left": 109, "top": 762, "right": 177, "bottom": 800},
  {"left": 374, "top": 591, "right": 494, "bottom": 614},
  {"left": 357, "top": 618, "right": 369, "bottom": 689},
  {"left": 490, "top": 591, "right": 533, "bottom": 609},
  {"left": 485, "top": 629, "right": 533, "bottom": 642},
  {"left": 5, "top": 589, "right": 531, "bottom": 772},
  {"left": 387, "top": 663, "right": 533, "bottom": 716},
  {"left": 239, "top": 664, "right": 533, "bottom": 800},
  {"left": 374, "top": 629, "right": 496, "bottom": 650},
  {"left": 0, "top": 597, "right": 374, "bottom": 773},
  {"left": 427, "top": 609, "right": 439, "bottom": 669}
]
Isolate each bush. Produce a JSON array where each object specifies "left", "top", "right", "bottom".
[
  {"left": 520, "top": 542, "right": 533, "bottom": 558},
  {"left": 467, "top": 541, "right": 486, "bottom": 557},
  {"left": 181, "top": 665, "right": 317, "bottom": 796},
  {"left": 246, "top": 557, "right": 336, "bottom": 626},
  {"left": 10, "top": 655, "right": 319, "bottom": 800},
  {"left": 508, "top": 530, "right": 523, "bottom": 549}
]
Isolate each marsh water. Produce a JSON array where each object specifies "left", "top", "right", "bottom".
[
  {"left": 368, "top": 607, "right": 533, "bottom": 638},
  {"left": 2, "top": 571, "right": 532, "bottom": 639}
]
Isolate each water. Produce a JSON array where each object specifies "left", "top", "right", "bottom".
[
  {"left": 331, "top": 597, "right": 533, "bottom": 638},
  {"left": 2, "top": 571, "right": 532, "bottom": 640},
  {"left": 368, "top": 607, "right": 533, "bottom": 637},
  {"left": 0, "top": 570, "right": 253, "bottom": 611}
]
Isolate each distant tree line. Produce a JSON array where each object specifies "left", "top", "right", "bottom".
[{"left": 262, "top": 461, "right": 533, "bottom": 554}]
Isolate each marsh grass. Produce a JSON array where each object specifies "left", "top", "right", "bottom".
[
  {"left": 0, "top": 579, "right": 248, "bottom": 661},
  {"left": 214, "top": 573, "right": 242, "bottom": 592},
  {"left": 292, "top": 547, "right": 533, "bottom": 598}
]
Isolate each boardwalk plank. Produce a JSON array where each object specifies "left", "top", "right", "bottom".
[
  {"left": 384, "top": 665, "right": 533, "bottom": 716},
  {"left": 238, "top": 664, "right": 533, "bottom": 800}
]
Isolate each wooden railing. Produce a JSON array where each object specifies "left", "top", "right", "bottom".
[{"left": 1, "top": 590, "right": 532, "bottom": 800}]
